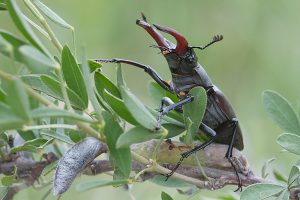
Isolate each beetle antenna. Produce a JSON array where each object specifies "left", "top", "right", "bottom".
[{"left": 191, "top": 35, "right": 223, "bottom": 50}]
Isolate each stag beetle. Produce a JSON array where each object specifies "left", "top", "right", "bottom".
[{"left": 95, "top": 14, "right": 244, "bottom": 191}]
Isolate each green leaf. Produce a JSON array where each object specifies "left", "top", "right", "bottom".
[
  {"left": 162, "top": 123, "right": 185, "bottom": 138},
  {"left": 10, "top": 138, "right": 53, "bottom": 153},
  {"left": 6, "top": 0, "right": 47, "bottom": 53},
  {"left": 5, "top": 78, "right": 30, "bottom": 121},
  {"left": 161, "top": 191, "right": 174, "bottom": 200},
  {"left": 263, "top": 90, "right": 300, "bottom": 135},
  {"left": 0, "top": 34, "right": 13, "bottom": 56},
  {"left": 116, "top": 126, "right": 163, "bottom": 148},
  {"left": 261, "top": 158, "right": 276, "bottom": 179},
  {"left": 240, "top": 183, "right": 285, "bottom": 200},
  {"left": 288, "top": 165, "right": 300, "bottom": 186},
  {"left": 0, "top": 186, "right": 8, "bottom": 199},
  {"left": 61, "top": 45, "right": 88, "bottom": 108},
  {"left": 68, "top": 130, "right": 86, "bottom": 143},
  {"left": 94, "top": 72, "right": 121, "bottom": 98},
  {"left": 0, "top": 1, "right": 7, "bottom": 10},
  {"left": 147, "top": 81, "right": 178, "bottom": 105},
  {"left": 76, "top": 179, "right": 129, "bottom": 192},
  {"left": 183, "top": 87, "right": 207, "bottom": 143},
  {"left": 0, "top": 84, "right": 7, "bottom": 102},
  {"left": 40, "top": 130, "right": 74, "bottom": 145},
  {"left": 32, "top": 0, "right": 73, "bottom": 30},
  {"left": 117, "top": 66, "right": 157, "bottom": 130},
  {"left": 148, "top": 108, "right": 184, "bottom": 127},
  {"left": 103, "top": 90, "right": 138, "bottom": 125},
  {"left": 18, "top": 130, "right": 36, "bottom": 141},
  {"left": 151, "top": 175, "right": 192, "bottom": 188},
  {"left": 42, "top": 160, "right": 58, "bottom": 176},
  {"left": 0, "top": 132, "right": 8, "bottom": 147},
  {"left": 23, "top": 14, "right": 50, "bottom": 40},
  {"left": 103, "top": 111, "right": 131, "bottom": 179},
  {"left": 87, "top": 60, "right": 102, "bottom": 72},
  {"left": 273, "top": 169, "right": 288, "bottom": 183},
  {"left": 0, "top": 30, "right": 27, "bottom": 62},
  {"left": 81, "top": 48, "right": 102, "bottom": 119},
  {"left": 0, "top": 103, "right": 24, "bottom": 130},
  {"left": 19, "top": 45, "right": 58, "bottom": 73},
  {"left": 30, "top": 107, "right": 95, "bottom": 123},
  {"left": 277, "top": 133, "right": 300, "bottom": 155},
  {"left": 275, "top": 189, "right": 289, "bottom": 200},
  {"left": 38, "top": 75, "right": 88, "bottom": 110},
  {"left": 1, "top": 166, "right": 16, "bottom": 186}
]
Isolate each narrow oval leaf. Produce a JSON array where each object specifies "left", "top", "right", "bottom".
[
  {"left": 261, "top": 158, "right": 276, "bottom": 179},
  {"left": 263, "top": 90, "right": 300, "bottom": 135},
  {"left": 0, "top": 30, "right": 27, "bottom": 62},
  {"left": 288, "top": 165, "right": 300, "bottom": 186},
  {"left": 32, "top": 0, "right": 73, "bottom": 30},
  {"left": 277, "top": 133, "right": 300, "bottom": 155},
  {"left": 94, "top": 72, "right": 121, "bottom": 98},
  {"left": 120, "top": 85, "right": 158, "bottom": 130},
  {"left": 40, "top": 130, "right": 74, "bottom": 145},
  {"left": 39, "top": 75, "right": 86, "bottom": 109},
  {"left": 116, "top": 126, "right": 162, "bottom": 148},
  {"left": 0, "top": 103, "right": 24, "bottom": 130},
  {"left": 240, "top": 183, "right": 285, "bottom": 200},
  {"left": 147, "top": 81, "right": 178, "bottom": 105},
  {"left": 183, "top": 87, "right": 207, "bottom": 143},
  {"left": 151, "top": 175, "right": 192, "bottom": 188},
  {"left": 273, "top": 169, "right": 288, "bottom": 183},
  {"left": 19, "top": 45, "right": 58, "bottom": 73},
  {"left": 0, "top": 34, "right": 13, "bottom": 56},
  {"left": 81, "top": 49, "right": 102, "bottom": 120},
  {"left": 54, "top": 137, "right": 106, "bottom": 195},
  {"left": 10, "top": 138, "right": 52, "bottom": 153},
  {"left": 103, "top": 111, "right": 131, "bottom": 179},
  {"left": 61, "top": 45, "right": 88, "bottom": 108},
  {"left": 161, "top": 191, "right": 174, "bottom": 200},
  {"left": 275, "top": 189, "right": 289, "bottom": 200},
  {"left": 23, "top": 14, "right": 50, "bottom": 40},
  {"left": 76, "top": 179, "right": 129, "bottom": 192},
  {"left": 6, "top": 0, "right": 46, "bottom": 53},
  {"left": 30, "top": 107, "right": 95, "bottom": 123},
  {"left": 1, "top": 166, "right": 16, "bottom": 186},
  {"left": 103, "top": 90, "right": 138, "bottom": 125},
  {"left": 5, "top": 78, "right": 30, "bottom": 121}
]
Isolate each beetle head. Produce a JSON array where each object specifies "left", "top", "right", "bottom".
[{"left": 136, "top": 15, "right": 198, "bottom": 74}]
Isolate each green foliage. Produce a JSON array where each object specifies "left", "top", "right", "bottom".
[{"left": 161, "top": 191, "right": 174, "bottom": 200}]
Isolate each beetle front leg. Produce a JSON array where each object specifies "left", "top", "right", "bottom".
[
  {"left": 156, "top": 95, "right": 193, "bottom": 128},
  {"left": 94, "top": 59, "right": 174, "bottom": 93}
]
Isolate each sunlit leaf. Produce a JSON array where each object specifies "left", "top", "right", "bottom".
[
  {"left": 183, "top": 87, "right": 207, "bottom": 144},
  {"left": 151, "top": 175, "right": 192, "bottom": 188},
  {"left": 288, "top": 165, "right": 300, "bottom": 186},
  {"left": 118, "top": 65, "right": 157, "bottom": 130},
  {"left": 116, "top": 126, "right": 163, "bottom": 148},
  {"left": 61, "top": 45, "right": 88, "bottom": 108},
  {"left": 277, "top": 133, "right": 300, "bottom": 155},
  {"left": 19, "top": 45, "right": 58, "bottom": 73},
  {"left": 23, "top": 14, "right": 50, "bottom": 40},
  {"left": 10, "top": 138, "right": 53, "bottom": 153},
  {"left": 240, "top": 183, "right": 285, "bottom": 200},
  {"left": 5, "top": 78, "right": 30, "bottom": 121},
  {"left": 103, "top": 90, "right": 138, "bottom": 125},
  {"left": 76, "top": 179, "right": 129, "bottom": 192},
  {"left": 32, "top": 0, "right": 73, "bottom": 30},
  {"left": 30, "top": 107, "right": 95, "bottom": 123},
  {"left": 40, "top": 130, "right": 74, "bottom": 145},
  {"left": 273, "top": 169, "right": 287, "bottom": 183},
  {"left": 94, "top": 72, "right": 121, "bottom": 98},
  {"left": 6, "top": 0, "right": 47, "bottom": 53},
  {"left": 263, "top": 90, "right": 300, "bottom": 135},
  {"left": 103, "top": 111, "right": 131, "bottom": 179},
  {"left": 81, "top": 48, "right": 102, "bottom": 119}
]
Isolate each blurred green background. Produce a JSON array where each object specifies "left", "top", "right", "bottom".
[{"left": 1, "top": 0, "right": 300, "bottom": 199}]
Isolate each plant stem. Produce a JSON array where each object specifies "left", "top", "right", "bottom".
[
  {"left": 131, "top": 151, "right": 207, "bottom": 188},
  {"left": 23, "top": 124, "right": 78, "bottom": 131}
]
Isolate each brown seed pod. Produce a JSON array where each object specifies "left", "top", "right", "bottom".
[{"left": 53, "top": 137, "right": 106, "bottom": 196}]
